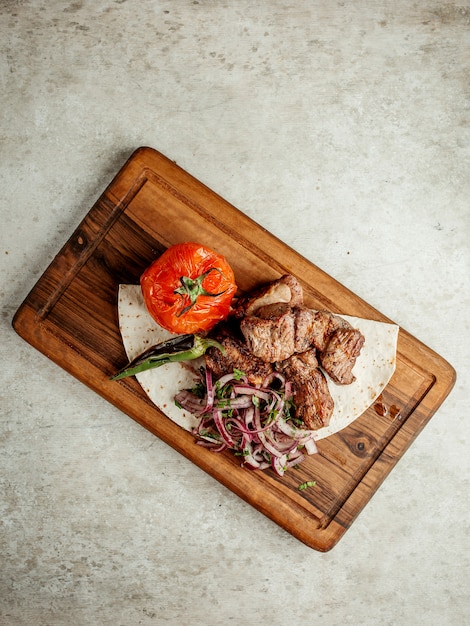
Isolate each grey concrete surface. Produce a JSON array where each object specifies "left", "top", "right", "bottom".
[{"left": 1, "top": 1, "right": 469, "bottom": 624}]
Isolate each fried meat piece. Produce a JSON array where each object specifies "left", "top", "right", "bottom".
[
  {"left": 234, "top": 274, "right": 303, "bottom": 318},
  {"left": 319, "top": 327, "right": 365, "bottom": 385},
  {"left": 204, "top": 334, "right": 273, "bottom": 386},
  {"left": 277, "top": 349, "right": 334, "bottom": 430}
]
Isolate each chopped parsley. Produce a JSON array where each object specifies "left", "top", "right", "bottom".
[{"left": 298, "top": 480, "right": 317, "bottom": 491}]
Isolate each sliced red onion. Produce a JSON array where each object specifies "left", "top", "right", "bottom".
[
  {"left": 303, "top": 438, "right": 319, "bottom": 455},
  {"left": 202, "top": 367, "right": 215, "bottom": 413},
  {"left": 272, "top": 454, "right": 289, "bottom": 476},
  {"left": 217, "top": 396, "right": 253, "bottom": 410},
  {"left": 175, "top": 369, "right": 318, "bottom": 475},
  {"left": 232, "top": 385, "right": 272, "bottom": 403},
  {"left": 213, "top": 409, "right": 236, "bottom": 447},
  {"left": 262, "top": 371, "right": 286, "bottom": 388},
  {"left": 216, "top": 372, "right": 243, "bottom": 387}
]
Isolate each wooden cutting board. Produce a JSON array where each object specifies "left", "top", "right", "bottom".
[{"left": 12, "top": 147, "right": 456, "bottom": 551}]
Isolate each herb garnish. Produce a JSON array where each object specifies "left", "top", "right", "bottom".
[{"left": 298, "top": 480, "right": 317, "bottom": 491}]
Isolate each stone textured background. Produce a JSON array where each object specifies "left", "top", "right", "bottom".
[{"left": 1, "top": 1, "right": 469, "bottom": 624}]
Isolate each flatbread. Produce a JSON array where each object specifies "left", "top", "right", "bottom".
[{"left": 117, "top": 284, "right": 399, "bottom": 441}]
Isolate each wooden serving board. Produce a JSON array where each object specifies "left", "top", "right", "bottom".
[{"left": 13, "top": 147, "right": 456, "bottom": 551}]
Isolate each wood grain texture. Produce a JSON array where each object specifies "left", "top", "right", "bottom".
[{"left": 12, "top": 147, "right": 456, "bottom": 551}]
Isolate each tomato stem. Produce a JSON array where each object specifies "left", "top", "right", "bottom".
[{"left": 174, "top": 268, "right": 228, "bottom": 316}]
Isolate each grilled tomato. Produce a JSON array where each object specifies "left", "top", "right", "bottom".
[{"left": 140, "top": 242, "right": 237, "bottom": 334}]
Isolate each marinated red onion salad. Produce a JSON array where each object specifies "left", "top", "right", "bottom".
[{"left": 175, "top": 369, "right": 318, "bottom": 476}]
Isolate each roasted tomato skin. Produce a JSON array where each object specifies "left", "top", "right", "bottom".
[{"left": 140, "top": 242, "right": 237, "bottom": 334}]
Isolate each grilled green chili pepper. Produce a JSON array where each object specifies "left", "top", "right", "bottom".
[{"left": 110, "top": 334, "right": 224, "bottom": 381}]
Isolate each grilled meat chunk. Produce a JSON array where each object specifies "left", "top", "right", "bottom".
[
  {"left": 319, "top": 327, "right": 365, "bottom": 385},
  {"left": 204, "top": 276, "right": 364, "bottom": 430},
  {"left": 256, "top": 302, "right": 291, "bottom": 320},
  {"left": 293, "top": 307, "right": 319, "bottom": 353},
  {"left": 204, "top": 334, "right": 273, "bottom": 386},
  {"left": 304, "top": 309, "right": 351, "bottom": 352},
  {"left": 240, "top": 301, "right": 365, "bottom": 371},
  {"left": 234, "top": 274, "right": 303, "bottom": 318},
  {"left": 277, "top": 349, "right": 334, "bottom": 430},
  {"left": 251, "top": 305, "right": 335, "bottom": 354},
  {"left": 239, "top": 308, "right": 296, "bottom": 362},
  {"left": 239, "top": 303, "right": 313, "bottom": 363}
]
